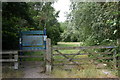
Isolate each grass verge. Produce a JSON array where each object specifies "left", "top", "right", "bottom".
[{"left": 2, "top": 67, "right": 24, "bottom": 78}]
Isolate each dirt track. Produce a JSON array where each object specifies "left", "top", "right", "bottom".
[
  {"left": 23, "top": 66, "right": 50, "bottom": 78},
  {"left": 21, "top": 61, "right": 52, "bottom": 78}
]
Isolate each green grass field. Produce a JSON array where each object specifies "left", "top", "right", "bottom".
[
  {"left": 19, "top": 51, "right": 45, "bottom": 61},
  {"left": 21, "top": 42, "right": 83, "bottom": 61}
]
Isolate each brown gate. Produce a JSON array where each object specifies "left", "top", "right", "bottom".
[{"left": 53, "top": 46, "right": 117, "bottom": 68}]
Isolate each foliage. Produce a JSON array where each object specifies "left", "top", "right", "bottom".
[
  {"left": 27, "top": 2, "right": 62, "bottom": 44},
  {"left": 60, "top": 21, "right": 79, "bottom": 42},
  {"left": 2, "top": 2, "right": 62, "bottom": 50},
  {"left": 2, "top": 2, "right": 33, "bottom": 50},
  {"left": 61, "top": 2, "right": 120, "bottom": 46}
]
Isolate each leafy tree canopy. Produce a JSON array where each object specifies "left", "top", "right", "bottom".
[
  {"left": 2, "top": 2, "right": 62, "bottom": 50},
  {"left": 61, "top": 2, "right": 120, "bottom": 46}
]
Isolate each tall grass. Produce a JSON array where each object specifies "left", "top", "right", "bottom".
[
  {"left": 2, "top": 67, "right": 24, "bottom": 78},
  {"left": 52, "top": 64, "right": 118, "bottom": 78}
]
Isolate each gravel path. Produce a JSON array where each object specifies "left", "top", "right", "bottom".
[
  {"left": 23, "top": 67, "right": 51, "bottom": 78},
  {"left": 21, "top": 61, "right": 52, "bottom": 78},
  {"left": 21, "top": 61, "right": 118, "bottom": 78}
]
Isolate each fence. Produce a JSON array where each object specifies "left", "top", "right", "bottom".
[
  {"left": 49, "top": 39, "right": 119, "bottom": 75},
  {"left": 52, "top": 46, "right": 117, "bottom": 69},
  {"left": 1, "top": 50, "right": 47, "bottom": 69},
  {"left": 1, "top": 38, "right": 120, "bottom": 75},
  {"left": 1, "top": 51, "right": 18, "bottom": 69},
  {"left": 1, "top": 38, "right": 50, "bottom": 73}
]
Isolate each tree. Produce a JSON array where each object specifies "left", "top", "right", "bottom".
[
  {"left": 28, "top": 2, "right": 62, "bottom": 44},
  {"left": 2, "top": 2, "right": 34, "bottom": 50},
  {"left": 2, "top": 2, "right": 62, "bottom": 50},
  {"left": 62, "top": 2, "right": 120, "bottom": 46}
]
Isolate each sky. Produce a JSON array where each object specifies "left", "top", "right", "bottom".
[{"left": 53, "top": 0, "right": 71, "bottom": 22}]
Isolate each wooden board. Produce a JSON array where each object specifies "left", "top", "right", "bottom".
[
  {"left": 21, "top": 31, "right": 44, "bottom": 35},
  {"left": 53, "top": 46, "right": 116, "bottom": 50},
  {"left": 22, "top": 35, "right": 44, "bottom": 46}
]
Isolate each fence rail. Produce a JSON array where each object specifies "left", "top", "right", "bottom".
[
  {"left": 53, "top": 46, "right": 116, "bottom": 50},
  {"left": 0, "top": 59, "right": 17, "bottom": 62},
  {"left": 1, "top": 38, "right": 120, "bottom": 75},
  {"left": 19, "top": 55, "right": 44, "bottom": 58},
  {"left": 2, "top": 51, "right": 18, "bottom": 54},
  {"left": 1, "top": 51, "right": 18, "bottom": 69},
  {"left": 53, "top": 52, "right": 112, "bottom": 56}
]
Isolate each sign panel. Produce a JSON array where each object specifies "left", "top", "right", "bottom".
[
  {"left": 22, "top": 35, "right": 44, "bottom": 46},
  {"left": 20, "top": 30, "right": 47, "bottom": 50}
]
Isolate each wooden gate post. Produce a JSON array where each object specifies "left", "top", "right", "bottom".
[
  {"left": 45, "top": 38, "right": 52, "bottom": 73},
  {"left": 14, "top": 53, "right": 18, "bottom": 69},
  {"left": 117, "top": 39, "right": 120, "bottom": 77}
]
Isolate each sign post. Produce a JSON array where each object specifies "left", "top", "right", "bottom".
[{"left": 46, "top": 38, "right": 52, "bottom": 73}]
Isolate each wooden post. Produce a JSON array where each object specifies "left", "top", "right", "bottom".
[
  {"left": 9, "top": 54, "right": 12, "bottom": 67},
  {"left": 45, "top": 38, "right": 52, "bottom": 73},
  {"left": 117, "top": 39, "right": 120, "bottom": 77},
  {"left": 14, "top": 53, "right": 18, "bottom": 69},
  {"left": 113, "top": 49, "right": 117, "bottom": 69}
]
